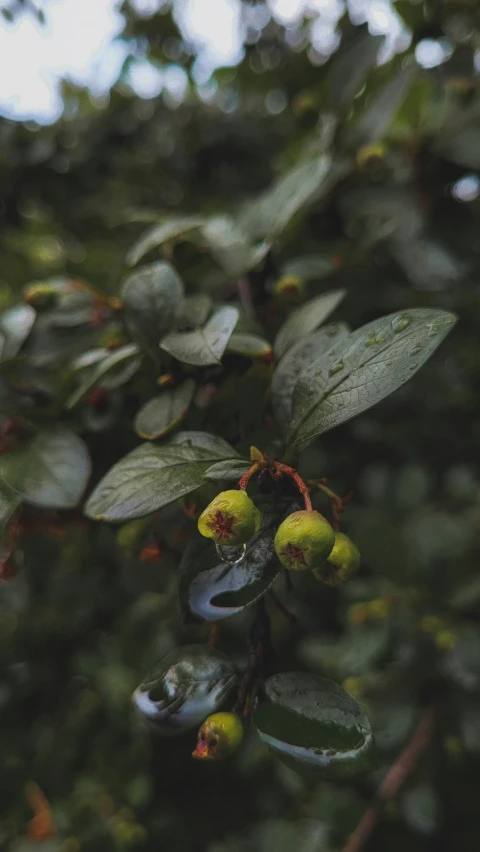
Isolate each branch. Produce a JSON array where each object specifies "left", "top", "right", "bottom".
[{"left": 343, "top": 704, "right": 436, "bottom": 852}]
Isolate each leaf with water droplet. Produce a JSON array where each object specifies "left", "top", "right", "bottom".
[
  {"left": 329, "top": 359, "right": 344, "bottom": 376},
  {"left": 288, "top": 308, "right": 457, "bottom": 447},
  {"left": 391, "top": 314, "right": 411, "bottom": 333},
  {"left": 271, "top": 323, "right": 350, "bottom": 434}
]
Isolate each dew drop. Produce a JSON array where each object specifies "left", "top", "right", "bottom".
[
  {"left": 315, "top": 369, "right": 322, "bottom": 376},
  {"left": 391, "top": 315, "right": 411, "bottom": 333},
  {"left": 409, "top": 363, "right": 418, "bottom": 371},
  {"left": 215, "top": 542, "right": 247, "bottom": 565},
  {"left": 385, "top": 359, "right": 393, "bottom": 366},
  {"left": 375, "top": 335, "right": 386, "bottom": 344},
  {"left": 365, "top": 331, "right": 377, "bottom": 347},
  {"left": 410, "top": 344, "right": 423, "bottom": 355},
  {"left": 329, "top": 359, "right": 344, "bottom": 376}
]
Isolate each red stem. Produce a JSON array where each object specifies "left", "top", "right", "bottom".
[{"left": 276, "top": 463, "right": 312, "bottom": 511}]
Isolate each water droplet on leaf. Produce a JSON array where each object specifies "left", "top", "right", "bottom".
[
  {"left": 365, "top": 331, "right": 377, "bottom": 347},
  {"left": 215, "top": 542, "right": 247, "bottom": 565},
  {"left": 391, "top": 315, "right": 411, "bottom": 333},
  {"left": 329, "top": 359, "right": 344, "bottom": 376}
]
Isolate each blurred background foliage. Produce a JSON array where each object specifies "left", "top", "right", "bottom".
[{"left": 1, "top": 1, "right": 480, "bottom": 850}]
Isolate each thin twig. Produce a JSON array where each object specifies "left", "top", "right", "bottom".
[{"left": 343, "top": 704, "right": 436, "bottom": 852}]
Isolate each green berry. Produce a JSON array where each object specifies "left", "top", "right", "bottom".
[
  {"left": 313, "top": 532, "right": 360, "bottom": 586},
  {"left": 23, "top": 282, "right": 58, "bottom": 310},
  {"left": 192, "top": 712, "right": 244, "bottom": 760},
  {"left": 274, "top": 510, "right": 335, "bottom": 571},
  {"left": 197, "top": 490, "right": 262, "bottom": 546},
  {"left": 273, "top": 274, "right": 305, "bottom": 302}
]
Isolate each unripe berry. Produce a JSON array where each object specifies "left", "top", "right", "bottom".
[
  {"left": 23, "top": 282, "right": 58, "bottom": 310},
  {"left": 274, "top": 510, "right": 335, "bottom": 571},
  {"left": 192, "top": 712, "right": 243, "bottom": 760},
  {"left": 273, "top": 274, "right": 305, "bottom": 303},
  {"left": 313, "top": 532, "right": 360, "bottom": 586},
  {"left": 197, "top": 490, "right": 262, "bottom": 546}
]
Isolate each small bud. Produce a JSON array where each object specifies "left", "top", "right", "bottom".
[
  {"left": 313, "top": 532, "right": 360, "bottom": 586},
  {"left": 197, "top": 490, "right": 262, "bottom": 546},
  {"left": 273, "top": 274, "right": 305, "bottom": 303},
  {"left": 192, "top": 712, "right": 243, "bottom": 761},
  {"left": 23, "top": 282, "right": 58, "bottom": 310},
  {"left": 274, "top": 510, "right": 335, "bottom": 572}
]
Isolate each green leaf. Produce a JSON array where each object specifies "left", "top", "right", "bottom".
[
  {"left": 126, "top": 215, "right": 205, "bottom": 267},
  {"left": 134, "top": 379, "right": 195, "bottom": 440},
  {"left": 282, "top": 254, "right": 335, "bottom": 282},
  {"left": 204, "top": 459, "right": 251, "bottom": 482},
  {"left": 67, "top": 344, "right": 141, "bottom": 409},
  {"left": 181, "top": 527, "right": 281, "bottom": 622},
  {"left": 351, "top": 65, "right": 417, "bottom": 147},
  {"left": 132, "top": 644, "right": 237, "bottom": 732},
  {"left": 176, "top": 293, "right": 212, "bottom": 329},
  {"left": 272, "top": 323, "right": 350, "bottom": 433},
  {"left": 0, "top": 482, "right": 21, "bottom": 538},
  {"left": 253, "top": 672, "right": 376, "bottom": 778},
  {"left": 328, "top": 28, "right": 383, "bottom": 112},
  {"left": 160, "top": 306, "right": 239, "bottom": 366},
  {"left": 390, "top": 238, "right": 465, "bottom": 291},
  {"left": 339, "top": 186, "right": 423, "bottom": 244},
  {"left": 298, "top": 625, "right": 389, "bottom": 680},
  {"left": 0, "top": 305, "right": 36, "bottom": 360},
  {"left": 0, "top": 428, "right": 91, "bottom": 509},
  {"left": 85, "top": 433, "right": 239, "bottom": 522},
  {"left": 121, "top": 261, "right": 184, "bottom": 363},
  {"left": 289, "top": 309, "right": 457, "bottom": 447},
  {"left": 226, "top": 332, "right": 272, "bottom": 358},
  {"left": 200, "top": 215, "right": 270, "bottom": 278},
  {"left": 238, "top": 156, "right": 335, "bottom": 242},
  {"left": 169, "top": 430, "right": 240, "bottom": 457},
  {"left": 274, "top": 291, "right": 346, "bottom": 361}
]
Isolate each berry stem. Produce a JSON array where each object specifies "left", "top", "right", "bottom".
[
  {"left": 311, "top": 480, "right": 353, "bottom": 531},
  {"left": 276, "top": 463, "right": 312, "bottom": 511},
  {"left": 238, "top": 460, "right": 263, "bottom": 491}
]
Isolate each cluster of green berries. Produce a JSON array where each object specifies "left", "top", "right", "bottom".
[{"left": 197, "top": 490, "right": 360, "bottom": 586}]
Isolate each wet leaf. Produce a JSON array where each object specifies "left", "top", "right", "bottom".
[
  {"left": 226, "top": 332, "right": 271, "bottom": 358},
  {"left": 132, "top": 644, "right": 237, "bottom": 733},
  {"left": 85, "top": 433, "right": 239, "bottom": 522},
  {"left": 328, "top": 28, "right": 383, "bottom": 111},
  {"left": 134, "top": 379, "right": 195, "bottom": 440},
  {"left": 121, "top": 261, "right": 184, "bottom": 363},
  {"left": 289, "top": 309, "right": 457, "bottom": 447},
  {"left": 272, "top": 323, "right": 350, "bottom": 433},
  {"left": 161, "top": 306, "right": 239, "bottom": 366},
  {"left": 0, "top": 428, "right": 91, "bottom": 510},
  {"left": 204, "top": 459, "right": 251, "bottom": 482},
  {"left": 181, "top": 527, "right": 281, "bottom": 622},
  {"left": 253, "top": 672, "right": 376, "bottom": 778},
  {"left": 351, "top": 65, "right": 417, "bottom": 146},
  {"left": 126, "top": 216, "right": 205, "bottom": 267},
  {"left": 200, "top": 215, "right": 270, "bottom": 278},
  {"left": 274, "top": 291, "right": 346, "bottom": 361},
  {"left": 176, "top": 293, "right": 212, "bottom": 329},
  {"left": 0, "top": 305, "right": 36, "bottom": 360},
  {"left": 239, "top": 156, "right": 334, "bottom": 242},
  {"left": 67, "top": 344, "right": 141, "bottom": 408}
]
